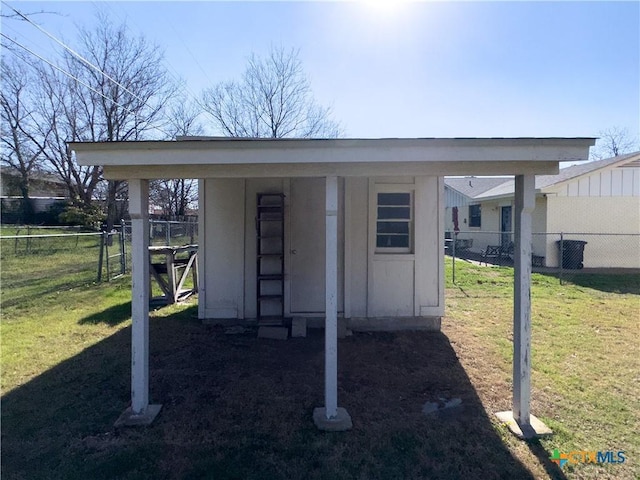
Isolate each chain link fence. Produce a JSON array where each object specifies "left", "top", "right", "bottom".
[
  {"left": 446, "top": 230, "right": 640, "bottom": 285},
  {"left": 1, "top": 220, "right": 198, "bottom": 309}
]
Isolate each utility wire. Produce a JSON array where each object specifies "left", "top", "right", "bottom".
[
  {"left": 1, "top": 33, "right": 134, "bottom": 116},
  {"left": 2, "top": 1, "right": 147, "bottom": 105},
  {"left": 1, "top": 32, "right": 174, "bottom": 138},
  {"left": 97, "top": 0, "right": 203, "bottom": 106}
]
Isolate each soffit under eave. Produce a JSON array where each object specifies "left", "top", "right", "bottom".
[{"left": 102, "top": 161, "right": 560, "bottom": 180}]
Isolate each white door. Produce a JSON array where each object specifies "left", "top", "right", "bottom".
[{"left": 290, "top": 178, "right": 325, "bottom": 313}]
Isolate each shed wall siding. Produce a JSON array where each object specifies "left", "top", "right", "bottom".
[
  {"left": 345, "top": 177, "right": 368, "bottom": 318},
  {"left": 203, "top": 178, "right": 246, "bottom": 318},
  {"left": 202, "top": 175, "right": 444, "bottom": 322}
]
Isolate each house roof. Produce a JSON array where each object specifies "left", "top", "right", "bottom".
[
  {"left": 535, "top": 151, "right": 640, "bottom": 190},
  {"left": 444, "top": 177, "right": 510, "bottom": 199},
  {"left": 456, "top": 151, "right": 640, "bottom": 200},
  {"left": 0, "top": 166, "right": 66, "bottom": 185},
  {"left": 68, "top": 137, "right": 595, "bottom": 180}
]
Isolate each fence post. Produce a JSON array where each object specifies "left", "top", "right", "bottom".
[
  {"left": 97, "top": 231, "right": 105, "bottom": 282},
  {"left": 120, "top": 220, "right": 126, "bottom": 275},
  {"left": 105, "top": 232, "right": 111, "bottom": 282},
  {"left": 166, "top": 221, "right": 170, "bottom": 246},
  {"left": 559, "top": 232, "right": 564, "bottom": 285},
  {"left": 452, "top": 230, "right": 457, "bottom": 284}
]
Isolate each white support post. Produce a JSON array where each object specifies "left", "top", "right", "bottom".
[
  {"left": 513, "top": 174, "right": 534, "bottom": 427},
  {"left": 115, "top": 179, "right": 161, "bottom": 427},
  {"left": 496, "top": 174, "right": 551, "bottom": 439},
  {"left": 325, "top": 175, "right": 339, "bottom": 419},
  {"left": 313, "top": 176, "right": 352, "bottom": 431}
]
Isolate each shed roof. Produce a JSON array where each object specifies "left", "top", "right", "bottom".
[{"left": 68, "top": 137, "right": 595, "bottom": 180}]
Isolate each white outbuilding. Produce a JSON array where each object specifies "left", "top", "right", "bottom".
[{"left": 70, "top": 137, "right": 594, "bottom": 435}]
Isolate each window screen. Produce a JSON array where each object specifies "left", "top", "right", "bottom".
[{"left": 376, "top": 192, "right": 412, "bottom": 251}]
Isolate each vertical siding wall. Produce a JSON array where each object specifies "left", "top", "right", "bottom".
[
  {"left": 201, "top": 176, "right": 445, "bottom": 321},
  {"left": 202, "top": 178, "right": 246, "bottom": 319},
  {"left": 556, "top": 166, "right": 640, "bottom": 197},
  {"left": 347, "top": 176, "right": 443, "bottom": 321}
]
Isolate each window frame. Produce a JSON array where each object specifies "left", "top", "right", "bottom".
[
  {"left": 375, "top": 191, "right": 413, "bottom": 254},
  {"left": 468, "top": 204, "right": 481, "bottom": 228}
]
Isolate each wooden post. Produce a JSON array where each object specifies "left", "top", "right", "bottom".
[
  {"left": 114, "top": 179, "right": 161, "bottom": 427},
  {"left": 325, "top": 175, "right": 338, "bottom": 419},
  {"left": 513, "top": 174, "right": 534, "bottom": 427},
  {"left": 313, "top": 176, "right": 352, "bottom": 431},
  {"left": 496, "top": 174, "right": 552, "bottom": 439},
  {"left": 129, "top": 179, "right": 151, "bottom": 414}
]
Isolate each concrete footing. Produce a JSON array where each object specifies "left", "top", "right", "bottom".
[
  {"left": 495, "top": 411, "right": 553, "bottom": 439},
  {"left": 313, "top": 407, "right": 353, "bottom": 431},
  {"left": 114, "top": 404, "right": 162, "bottom": 427}
]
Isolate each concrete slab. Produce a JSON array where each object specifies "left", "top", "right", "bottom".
[
  {"left": 291, "top": 317, "right": 307, "bottom": 337},
  {"left": 258, "top": 326, "right": 289, "bottom": 340},
  {"left": 313, "top": 407, "right": 353, "bottom": 431},
  {"left": 114, "top": 404, "right": 162, "bottom": 428},
  {"left": 495, "top": 411, "right": 553, "bottom": 439}
]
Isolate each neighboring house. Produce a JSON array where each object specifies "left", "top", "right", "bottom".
[
  {"left": 71, "top": 137, "right": 593, "bottom": 435},
  {"left": 0, "top": 166, "right": 68, "bottom": 217},
  {"left": 445, "top": 152, "right": 640, "bottom": 268}
]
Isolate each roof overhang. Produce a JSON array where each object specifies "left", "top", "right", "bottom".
[{"left": 68, "top": 137, "right": 595, "bottom": 180}]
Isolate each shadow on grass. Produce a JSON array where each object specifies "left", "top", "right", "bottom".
[
  {"left": 78, "top": 301, "right": 132, "bottom": 326},
  {"left": 551, "top": 273, "right": 640, "bottom": 295},
  {"left": 526, "top": 439, "right": 567, "bottom": 480},
  {"left": 0, "top": 273, "right": 98, "bottom": 309},
  {"left": 3, "top": 306, "right": 547, "bottom": 479}
]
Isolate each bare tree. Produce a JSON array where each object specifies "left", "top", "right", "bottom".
[
  {"left": 0, "top": 55, "right": 49, "bottom": 221},
  {"left": 150, "top": 178, "right": 197, "bottom": 218},
  {"left": 149, "top": 95, "right": 201, "bottom": 217},
  {"left": 167, "top": 95, "right": 204, "bottom": 139},
  {"left": 201, "top": 46, "right": 342, "bottom": 138},
  {"left": 25, "top": 12, "right": 177, "bottom": 228},
  {"left": 590, "top": 127, "right": 639, "bottom": 160}
]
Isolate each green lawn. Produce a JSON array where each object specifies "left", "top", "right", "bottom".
[
  {"left": 445, "top": 258, "right": 639, "bottom": 479},
  {"left": 1, "top": 255, "right": 638, "bottom": 479}
]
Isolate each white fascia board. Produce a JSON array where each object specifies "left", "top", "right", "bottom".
[{"left": 70, "top": 138, "right": 595, "bottom": 168}]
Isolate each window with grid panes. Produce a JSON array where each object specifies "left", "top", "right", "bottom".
[{"left": 376, "top": 192, "right": 412, "bottom": 253}]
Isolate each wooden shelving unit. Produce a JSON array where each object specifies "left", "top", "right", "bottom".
[{"left": 256, "top": 193, "right": 285, "bottom": 324}]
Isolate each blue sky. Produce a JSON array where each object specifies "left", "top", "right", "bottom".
[{"left": 2, "top": 1, "right": 639, "bottom": 140}]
